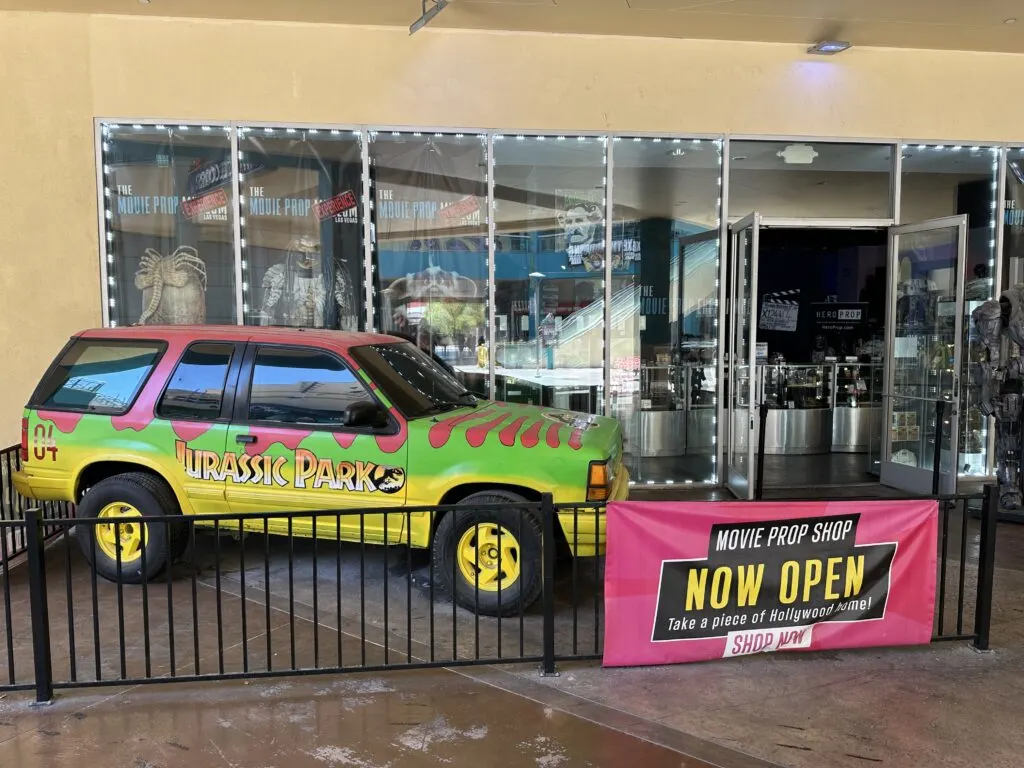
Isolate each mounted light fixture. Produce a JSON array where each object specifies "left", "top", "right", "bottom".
[
  {"left": 777, "top": 143, "right": 819, "bottom": 164},
  {"left": 410, "top": 0, "right": 449, "bottom": 35},
  {"left": 807, "top": 40, "right": 852, "bottom": 55}
]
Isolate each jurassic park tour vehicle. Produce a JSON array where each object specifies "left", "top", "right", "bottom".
[{"left": 14, "top": 326, "right": 629, "bottom": 616}]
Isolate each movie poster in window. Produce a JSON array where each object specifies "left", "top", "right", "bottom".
[
  {"left": 372, "top": 136, "right": 487, "bottom": 352},
  {"left": 1007, "top": 155, "right": 1024, "bottom": 287},
  {"left": 556, "top": 188, "right": 605, "bottom": 272},
  {"left": 102, "top": 126, "right": 237, "bottom": 327},
  {"left": 239, "top": 130, "right": 363, "bottom": 330}
]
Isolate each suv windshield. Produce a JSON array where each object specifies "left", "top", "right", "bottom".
[{"left": 349, "top": 342, "right": 477, "bottom": 419}]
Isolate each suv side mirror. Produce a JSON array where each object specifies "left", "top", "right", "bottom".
[{"left": 343, "top": 400, "right": 389, "bottom": 429}]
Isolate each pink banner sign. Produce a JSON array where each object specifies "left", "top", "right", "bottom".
[{"left": 604, "top": 500, "right": 938, "bottom": 667}]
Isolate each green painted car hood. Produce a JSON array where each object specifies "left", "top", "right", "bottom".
[{"left": 416, "top": 400, "right": 622, "bottom": 464}]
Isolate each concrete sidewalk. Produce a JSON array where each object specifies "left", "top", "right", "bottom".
[{"left": 0, "top": 667, "right": 731, "bottom": 768}]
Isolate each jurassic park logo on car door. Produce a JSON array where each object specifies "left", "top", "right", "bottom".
[{"left": 175, "top": 442, "right": 406, "bottom": 494}]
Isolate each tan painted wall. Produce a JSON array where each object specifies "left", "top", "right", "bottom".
[{"left": 2, "top": 9, "right": 1024, "bottom": 444}]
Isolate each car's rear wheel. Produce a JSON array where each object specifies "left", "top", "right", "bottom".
[
  {"left": 77, "top": 472, "right": 183, "bottom": 583},
  {"left": 433, "top": 490, "right": 543, "bottom": 617}
]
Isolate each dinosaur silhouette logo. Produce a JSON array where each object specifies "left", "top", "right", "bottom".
[{"left": 375, "top": 465, "right": 406, "bottom": 494}]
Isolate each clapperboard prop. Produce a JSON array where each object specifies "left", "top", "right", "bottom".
[{"left": 758, "top": 289, "right": 800, "bottom": 332}]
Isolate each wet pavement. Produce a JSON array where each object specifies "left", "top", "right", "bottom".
[
  {"left": 0, "top": 668, "right": 719, "bottom": 767},
  {"left": 1, "top": 494, "right": 1023, "bottom": 768}
]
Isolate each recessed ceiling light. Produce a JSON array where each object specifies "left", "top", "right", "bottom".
[{"left": 807, "top": 40, "right": 852, "bottom": 55}]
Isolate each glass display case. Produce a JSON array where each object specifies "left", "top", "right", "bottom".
[
  {"left": 832, "top": 362, "right": 884, "bottom": 453},
  {"left": 961, "top": 296, "right": 993, "bottom": 476},
  {"left": 758, "top": 364, "right": 833, "bottom": 454},
  {"left": 686, "top": 363, "right": 717, "bottom": 455},
  {"left": 628, "top": 363, "right": 688, "bottom": 458},
  {"left": 887, "top": 324, "right": 957, "bottom": 478}
]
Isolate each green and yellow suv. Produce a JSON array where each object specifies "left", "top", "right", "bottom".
[{"left": 15, "top": 326, "right": 629, "bottom": 615}]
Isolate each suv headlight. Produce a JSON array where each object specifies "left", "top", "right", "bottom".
[{"left": 587, "top": 460, "right": 614, "bottom": 503}]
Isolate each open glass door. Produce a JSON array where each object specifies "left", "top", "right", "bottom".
[
  {"left": 881, "top": 215, "right": 968, "bottom": 495},
  {"left": 727, "top": 213, "right": 761, "bottom": 499}
]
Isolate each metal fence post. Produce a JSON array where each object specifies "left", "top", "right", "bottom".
[
  {"left": 931, "top": 400, "right": 946, "bottom": 496},
  {"left": 972, "top": 484, "right": 999, "bottom": 652},
  {"left": 25, "top": 509, "right": 54, "bottom": 704},
  {"left": 540, "top": 493, "right": 557, "bottom": 676},
  {"left": 755, "top": 403, "right": 768, "bottom": 500}
]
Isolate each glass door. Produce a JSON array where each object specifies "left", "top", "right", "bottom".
[
  {"left": 727, "top": 213, "right": 761, "bottom": 499},
  {"left": 881, "top": 216, "right": 968, "bottom": 495}
]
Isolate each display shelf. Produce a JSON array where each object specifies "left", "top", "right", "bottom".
[{"left": 761, "top": 364, "right": 830, "bottom": 410}]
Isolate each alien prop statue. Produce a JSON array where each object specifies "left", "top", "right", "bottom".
[
  {"left": 971, "top": 285, "right": 1024, "bottom": 509},
  {"left": 260, "top": 235, "right": 356, "bottom": 329}
]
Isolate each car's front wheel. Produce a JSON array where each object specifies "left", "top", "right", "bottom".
[
  {"left": 433, "top": 490, "right": 543, "bottom": 617},
  {"left": 76, "top": 472, "right": 183, "bottom": 583}
]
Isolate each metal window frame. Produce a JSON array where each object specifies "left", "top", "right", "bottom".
[
  {"left": 487, "top": 134, "right": 497, "bottom": 400},
  {"left": 716, "top": 138, "right": 730, "bottom": 486},
  {"left": 603, "top": 137, "right": 614, "bottom": 417}
]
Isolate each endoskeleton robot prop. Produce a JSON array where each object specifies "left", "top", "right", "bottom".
[{"left": 972, "top": 286, "right": 1024, "bottom": 509}]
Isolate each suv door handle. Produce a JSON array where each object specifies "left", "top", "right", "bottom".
[{"left": 236, "top": 434, "right": 257, "bottom": 445}]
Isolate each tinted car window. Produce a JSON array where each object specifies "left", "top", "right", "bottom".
[
  {"left": 350, "top": 342, "right": 475, "bottom": 419},
  {"left": 157, "top": 343, "right": 234, "bottom": 420},
  {"left": 33, "top": 340, "right": 163, "bottom": 415},
  {"left": 248, "top": 347, "right": 369, "bottom": 426}
]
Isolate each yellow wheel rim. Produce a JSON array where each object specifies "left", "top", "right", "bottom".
[
  {"left": 96, "top": 502, "right": 147, "bottom": 565},
  {"left": 456, "top": 524, "right": 520, "bottom": 593}
]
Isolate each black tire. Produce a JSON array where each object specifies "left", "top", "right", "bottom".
[
  {"left": 169, "top": 518, "right": 191, "bottom": 562},
  {"left": 76, "top": 472, "right": 183, "bottom": 584},
  {"left": 433, "top": 490, "right": 542, "bottom": 617}
]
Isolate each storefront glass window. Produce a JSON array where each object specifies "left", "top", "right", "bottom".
[
  {"left": 900, "top": 144, "right": 1000, "bottom": 478},
  {"left": 611, "top": 138, "right": 722, "bottom": 484},
  {"left": 729, "top": 141, "right": 894, "bottom": 219},
  {"left": 238, "top": 127, "right": 364, "bottom": 331},
  {"left": 491, "top": 135, "right": 608, "bottom": 415},
  {"left": 369, "top": 132, "right": 489, "bottom": 397},
  {"left": 100, "top": 124, "right": 236, "bottom": 327}
]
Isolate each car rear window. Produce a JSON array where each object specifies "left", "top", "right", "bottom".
[
  {"left": 32, "top": 339, "right": 164, "bottom": 415},
  {"left": 157, "top": 342, "right": 234, "bottom": 421}
]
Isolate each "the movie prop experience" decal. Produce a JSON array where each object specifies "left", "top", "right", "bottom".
[{"left": 603, "top": 500, "right": 937, "bottom": 667}]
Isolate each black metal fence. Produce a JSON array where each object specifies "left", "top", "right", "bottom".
[
  {"left": 0, "top": 485, "right": 1000, "bottom": 705},
  {"left": 1, "top": 497, "right": 603, "bottom": 702},
  {"left": 0, "top": 445, "right": 75, "bottom": 562}
]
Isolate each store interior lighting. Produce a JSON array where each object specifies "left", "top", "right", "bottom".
[{"left": 807, "top": 40, "right": 852, "bottom": 55}]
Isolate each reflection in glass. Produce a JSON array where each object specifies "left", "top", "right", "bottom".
[
  {"left": 729, "top": 225, "right": 755, "bottom": 490},
  {"left": 492, "top": 135, "right": 608, "bottom": 415},
  {"left": 729, "top": 141, "right": 893, "bottom": 219},
  {"left": 1004, "top": 147, "right": 1024, "bottom": 298},
  {"left": 249, "top": 348, "right": 367, "bottom": 425},
  {"left": 369, "top": 133, "right": 488, "bottom": 398},
  {"left": 238, "top": 128, "right": 364, "bottom": 331},
  {"left": 887, "top": 225, "right": 960, "bottom": 482},
  {"left": 158, "top": 343, "right": 233, "bottom": 419},
  {"left": 900, "top": 145, "right": 999, "bottom": 477},
  {"left": 611, "top": 138, "right": 722, "bottom": 484},
  {"left": 100, "top": 124, "right": 236, "bottom": 326}
]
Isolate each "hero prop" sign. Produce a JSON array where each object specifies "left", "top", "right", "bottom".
[{"left": 603, "top": 500, "right": 937, "bottom": 667}]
